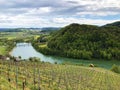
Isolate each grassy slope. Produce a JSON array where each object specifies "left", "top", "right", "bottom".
[
  {"left": 0, "top": 46, "right": 7, "bottom": 55},
  {"left": 0, "top": 60, "right": 120, "bottom": 90}
]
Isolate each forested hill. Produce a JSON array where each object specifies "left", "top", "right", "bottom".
[
  {"left": 103, "top": 21, "right": 120, "bottom": 28},
  {"left": 37, "top": 22, "right": 120, "bottom": 60}
]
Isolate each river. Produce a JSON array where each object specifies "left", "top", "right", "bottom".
[{"left": 11, "top": 43, "right": 120, "bottom": 69}]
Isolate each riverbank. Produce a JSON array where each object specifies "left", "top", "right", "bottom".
[
  {"left": 32, "top": 42, "right": 119, "bottom": 61},
  {"left": 0, "top": 45, "right": 14, "bottom": 56},
  {"left": 0, "top": 46, "right": 7, "bottom": 55},
  {"left": 0, "top": 39, "right": 15, "bottom": 56},
  {"left": 30, "top": 42, "right": 120, "bottom": 69}
]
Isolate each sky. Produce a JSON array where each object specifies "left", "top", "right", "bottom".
[{"left": 0, "top": 0, "right": 120, "bottom": 28}]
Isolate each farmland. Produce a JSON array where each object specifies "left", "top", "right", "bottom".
[
  {"left": 0, "top": 22, "right": 120, "bottom": 90},
  {"left": 0, "top": 30, "right": 41, "bottom": 56},
  {"left": 0, "top": 0, "right": 120, "bottom": 90},
  {"left": 0, "top": 60, "right": 120, "bottom": 90}
]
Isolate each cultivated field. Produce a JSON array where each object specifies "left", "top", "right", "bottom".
[{"left": 0, "top": 60, "right": 120, "bottom": 90}]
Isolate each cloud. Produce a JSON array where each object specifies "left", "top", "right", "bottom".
[
  {"left": 77, "top": 11, "right": 119, "bottom": 16},
  {"left": 0, "top": 0, "right": 120, "bottom": 27},
  {"left": 25, "top": 7, "right": 53, "bottom": 16},
  {"left": 0, "top": 16, "right": 119, "bottom": 28}
]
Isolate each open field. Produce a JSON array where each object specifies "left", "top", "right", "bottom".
[
  {"left": 0, "top": 31, "right": 40, "bottom": 40},
  {"left": 0, "top": 60, "right": 120, "bottom": 90},
  {"left": 0, "top": 46, "right": 7, "bottom": 55},
  {"left": 0, "top": 31, "right": 41, "bottom": 55}
]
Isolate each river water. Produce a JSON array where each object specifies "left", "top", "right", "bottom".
[{"left": 11, "top": 43, "right": 120, "bottom": 69}]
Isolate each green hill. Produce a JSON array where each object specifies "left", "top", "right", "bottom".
[
  {"left": 0, "top": 60, "right": 120, "bottom": 90},
  {"left": 103, "top": 21, "right": 120, "bottom": 28},
  {"left": 37, "top": 22, "right": 119, "bottom": 60}
]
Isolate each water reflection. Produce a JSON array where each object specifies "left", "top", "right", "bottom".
[{"left": 11, "top": 43, "right": 120, "bottom": 69}]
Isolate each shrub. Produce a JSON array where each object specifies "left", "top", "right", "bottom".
[
  {"left": 75, "top": 63, "right": 84, "bottom": 66},
  {"left": 29, "top": 57, "right": 40, "bottom": 62},
  {"left": 111, "top": 64, "right": 120, "bottom": 74},
  {"left": 30, "top": 86, "right": 39, "bottom": 90},
  {"left": 54, "top": 62, "right": 57, "bottom": 64},
  {"left": 89, "top": 64, "right": 94, "bottom": 67}
]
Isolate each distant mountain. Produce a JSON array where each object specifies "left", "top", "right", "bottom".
[
  {"left": 40, "top": 27, "right": 61, "bottom": 33},
  {"left": 0, "top": 28, "right": 22, "bottom": 32},
  {"left": 41, "top": 27, "right": 60, "bottom": 31},
  {"left": 0, "top": 27, "right": 61, "bottom": 32},
  {"left": 0, "top": 28, "right": 11, "bottom": 32}
]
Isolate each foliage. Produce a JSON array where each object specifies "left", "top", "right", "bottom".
[
  {"left": 29, "top": 57, "right": 40, "bottom": 62},
  {"left": 34, "top": 23, "right": 120, "bottom": 60},
  {"left": 0, "top": 38, "right": 15, "bottom": 55},
  {"left": 104, "top": 21, "right": 120, "bottom": 27},
  {"left": 111, "top": 64, "right": 120, "bottom": 74}
]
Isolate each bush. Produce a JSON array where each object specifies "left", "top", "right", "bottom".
[
  {"left": 110, "top": 64, "right": 120, "bottom": 74},
  {"left": 29, "top": 57, "right": 40, "bottom": 62},
  {"left": 54, "top": 62, "right": 57, "bottom": 64},
  {"left": 30, "top": 86, "right": 39, "bottom": 90},
  {"left": 89, "top": 64, "right": 94, "bottom": 67},
  {"left": 75, "top": 63, "right": 84, "bottom": 66}
]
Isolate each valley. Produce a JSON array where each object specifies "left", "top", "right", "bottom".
[{"left": 0, "top": 21, "right": 120, "bottom": 90}]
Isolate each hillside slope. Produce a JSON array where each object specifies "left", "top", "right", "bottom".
[
  {"left": 0, "top": 60, "right": 120, "bottom": 90},
  {"left": 103, "top": 21, "right": 120, "bottom": 28},
  {"left": 43, "top": 22, "right": 120, "bottom": 60}
]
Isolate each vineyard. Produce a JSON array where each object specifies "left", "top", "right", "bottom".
[{"left": 0, "top": 60, "right": 120, "bottom": 90}]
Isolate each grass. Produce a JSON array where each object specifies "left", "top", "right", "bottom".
[
  {"left": 34, "top": 35, "right": 40, "bottom": 40},
  {"left": 0, "top": 31, "right": 120, "bottom": 90},
  {"left": 0, "top": 46, "right": 7, "bottom": 55},
  {"left": 0, "top": 31, "right": 41, "bottom": 55},
  {"left": 0, "top": 31, "right": 40, "bottom": 40},
  {"left": 0, "top": 60, "right": 120, "bottom": 90},
  {"left": 39, "top": 44, "right": 47, "bottom": 48}
]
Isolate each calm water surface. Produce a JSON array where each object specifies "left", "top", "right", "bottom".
[{"left": 11, "top": 43, "right": 120, "bottom": 69}]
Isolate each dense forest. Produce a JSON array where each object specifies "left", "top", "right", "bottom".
[{"left": 33, "top": 21, "right": 120, "bottom": 60}]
